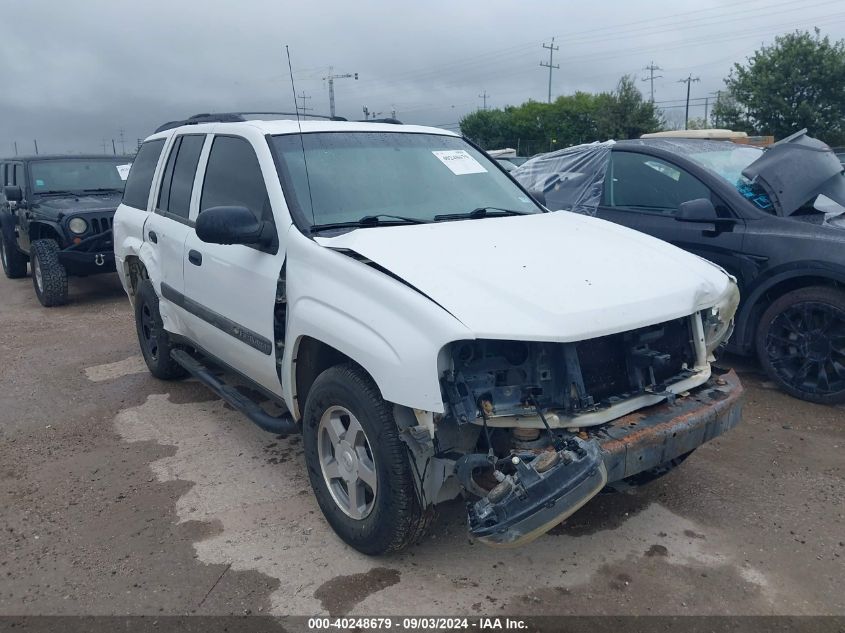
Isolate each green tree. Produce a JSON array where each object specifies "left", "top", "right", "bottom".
[
  {"left": 459, "top": 76, "right": 660, "bottom": 154},
  {"left": 712, "top": 29, "right": 845, "bottom": 143}
]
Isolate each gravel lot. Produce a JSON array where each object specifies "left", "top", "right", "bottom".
[{"left": 0, "top": 272, "right": 842, "bottom": 617}]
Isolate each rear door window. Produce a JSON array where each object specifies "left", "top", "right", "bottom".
[
  {"left": 157, "top": 135, "right": 205, "bottom": 220},
  {"left": 123, "top": 139, "right": 166, "bottom": 210}
]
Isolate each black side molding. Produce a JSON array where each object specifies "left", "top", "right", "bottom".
[
  {"left": 160, "top": 282, "right": 273, "bottom": 355},
  {"left": 170, "top": 349, "right": 298, "bottom": 436}
]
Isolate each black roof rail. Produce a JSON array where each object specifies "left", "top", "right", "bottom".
[{"left": 154, "top": 111, "right": 347, "bottom": 133}]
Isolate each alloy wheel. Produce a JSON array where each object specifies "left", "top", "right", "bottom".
[
  {"left": 140, "top": 302, "right": 160, "bottom": 361},
  {"left": 765, "top": 301, "right": 845, "bottom": 396},
  {"left": 317, "top": 405, "right": 378, "bottom": 520}
]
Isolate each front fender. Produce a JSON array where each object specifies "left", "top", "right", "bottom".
[{"left": 283, "top": 229, "right": 471, "bottom": 414}]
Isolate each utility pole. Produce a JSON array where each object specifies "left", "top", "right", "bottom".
[
  {"left": 13, "top": 141, "right": 17, "bottom": 156},
  {"left": 101, "top": 138, "right": 108, "bottom": 154},
  {"left": 540, "top": 38, "right": 559, "bottom": 104},
  {"left": 296, "top": 91, "right": 312, "bottom": 115},
  {"left": 678, "top": 75, "right": 700, "bottom": 130},
  {"left": 704, "top": 97, "right": 709, "bottom": 125},
  {"left": 641, "top": 61, "right": 663, "bottom": 102},
  {"left": 323, "top": 67, "right": 358, "bottom": 118},
  {"left": 478, "top": 90, "right": 489, "bottom": 111},
  {"left": 119, "top": 129, "right": 126, "bottom": 155}
]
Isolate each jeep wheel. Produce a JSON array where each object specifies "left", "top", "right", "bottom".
[
  {"left": 1, "top": 226, "right": 27, "bottom": 279},
  {"left": 302, "top": 363, "right": 434, "bottom": 554},
  {"left": 30, "top": 239, "right": 67, "bottom": 306},
  {"left": 134, "top": 279, "right": 187, "bottom": 380},
  {"left": 756, "top": 286, "right": 845, "bottom": 405}
]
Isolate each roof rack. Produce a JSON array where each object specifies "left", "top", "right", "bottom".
[{"left": 154, "top": 111, "right": 348, "bottom": 133}]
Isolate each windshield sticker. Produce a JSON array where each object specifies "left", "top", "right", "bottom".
[
  {"left": 116, "top": 164, "right": 132, "bottom": 181},
  {"left": 35, "top": 179, "right": 45, "bottom": 187},
  {"left": 432, "top": 150, "right": 487, "bottom": 175}
]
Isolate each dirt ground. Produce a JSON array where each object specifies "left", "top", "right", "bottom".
[{"left": 0, "top": 272, "right": 842, "bottom": 617}]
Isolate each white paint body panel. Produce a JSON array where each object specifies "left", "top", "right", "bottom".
[{"left": 316, "top": 211, "right": 733, "bottom": 342}]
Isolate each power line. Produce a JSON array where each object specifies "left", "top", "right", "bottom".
[
  {"left": 642, "top": 61, "right": 663, "bottom": 102},
  {"left": 296, "top": 91, "right": 313, "bottom": 114},
  {"left": 540, "top": 38, "right": 560, "bottom": 104},
  {"left": 478, "top": 90, "right": 490, "bottom": 110}
]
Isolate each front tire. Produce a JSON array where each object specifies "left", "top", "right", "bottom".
[
  {"left": 134, "top": 279, "right": 186, "bottom": 380},
  {"left": 0, "top": 223, "right": 27, "bottom": 279},
  {"left": 302, "top": 363, "right": 432, "bottom": 555},
  {"left": 30, "top": 239, "right": 67, "bottom": 306},
  {"left": 756, "top": 286, "right": 845, "bottom": 404}
]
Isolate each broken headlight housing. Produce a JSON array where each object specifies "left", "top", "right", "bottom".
[{"left": 702, "top": 282, "right": 740, "bottom": 357}]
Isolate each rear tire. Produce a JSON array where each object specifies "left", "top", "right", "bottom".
[
  {"left": 302, "top": 363, "right": 433, "bottom": 555},
  {"left": 134, "top": 279, "right": 186, "bottom": 380},
  {"left": 0, "top": 222, "right": 27, "bottom": 279},
  {"left": 756, "top": 286, "right": 845, "bottom": 404},
  {"left": 30, "top": 239, "right": 67, "bottom": 306}
]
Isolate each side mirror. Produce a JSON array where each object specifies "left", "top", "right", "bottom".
[
  {"left": 3, "top": 185, "right": 23, "bottom": 203},
  {"left": 677, "top": 198, "right": 717, "bottom": 222},
  {"left": 196, "top": 206, "right": 274, "bottom": 247}
]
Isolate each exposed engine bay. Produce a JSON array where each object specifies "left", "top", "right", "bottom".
[
  {"left": 441, "top": 315, "right": 701, "bottom": 427},
  {"left": 396, "top": 315, "right": 711, "bottom": 547}
]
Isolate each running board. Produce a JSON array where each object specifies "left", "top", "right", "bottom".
[{"left": 170, "top": 349, "right": 298, "bottom": 436}]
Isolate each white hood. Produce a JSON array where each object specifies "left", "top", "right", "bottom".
[{"left": 316, "top": 212, "right": 732, "bottom": 342}]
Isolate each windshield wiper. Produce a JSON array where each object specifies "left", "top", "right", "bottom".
[
  {"left": 433, "top": 207, "right": 532, "bottom": 222},
  {"left": 310, "top": 214, "right": 430, "bottom": 234},
  {"left": 83, "top": 188, "right": 123, "bottom": 193}
]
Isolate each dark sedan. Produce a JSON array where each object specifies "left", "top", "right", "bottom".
[{"left": 513, "top": 132, "right": 845, "bottom": 405}]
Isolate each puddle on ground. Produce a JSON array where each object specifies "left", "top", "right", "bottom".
[{"left": 113, "top": 393, "right": 785, "bottom": 615}]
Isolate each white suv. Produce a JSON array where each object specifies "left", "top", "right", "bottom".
[{"left": 114, "top": 113, "right": 743, "bottom": 554}]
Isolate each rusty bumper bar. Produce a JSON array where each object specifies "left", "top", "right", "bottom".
[{"left": 590, "top": 369, "right": 744, "bottom": 482}]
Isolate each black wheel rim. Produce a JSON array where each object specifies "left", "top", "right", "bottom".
[
  {"left": 140, "top": 302, "right": 160, "bottom": 361},
  {"left": 766, "top": 301, "right": 845, "bottom": 396}
]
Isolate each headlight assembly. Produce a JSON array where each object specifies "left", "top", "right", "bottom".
[
  {"left": 68, "top": 217, "right": 88, "bottom": 235},
  {"left": 702, "top": 282, "right": 740, "bottom": 357}
]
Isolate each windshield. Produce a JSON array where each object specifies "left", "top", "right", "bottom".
[
  {"left": 270, "top": 132, "right": 540, "bottom": 229},
  {"left": 29, "top": 159, "right": 132, "bottom": 194},
  {"left": 685, "top": 144, "right": 776, "bottom": 211}
]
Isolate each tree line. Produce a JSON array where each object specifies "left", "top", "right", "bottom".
[{"left": 461, "top": 29, "right": 845, "bottom": 152}]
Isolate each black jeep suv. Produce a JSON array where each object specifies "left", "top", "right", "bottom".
[{"left": 0, "top": 155, "right": 132, "bottom": 306}]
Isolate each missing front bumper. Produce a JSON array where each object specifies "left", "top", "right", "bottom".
[{"left": 467, "top": 370, "right": 743, "bottom": 546}]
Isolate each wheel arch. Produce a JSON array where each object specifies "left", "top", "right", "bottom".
[
  {"left": 28, "top": 220, "right": 64, "bottom": 245},
  {"left": 291, "top": 336, "right": 359, "bottom": 421},
  {"left": 735, "top": 264, "right": 845, "bottom": 353}
]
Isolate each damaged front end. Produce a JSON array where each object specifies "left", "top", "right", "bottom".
[{"left": 433, "top": 310, "right": 741, "bottom": 547}]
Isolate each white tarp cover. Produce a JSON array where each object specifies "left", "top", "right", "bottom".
[{"left": 512, "top": 141, "right": 614, "bottom": 215}]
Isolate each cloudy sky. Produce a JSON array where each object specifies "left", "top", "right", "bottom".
[{"left": 2, "top": 0, "right": 844, "bottom": 155}]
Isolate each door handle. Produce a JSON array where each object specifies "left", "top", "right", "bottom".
[
  {"left": 148, "top": 230, "right": 158, "bottom": 243},
  {"left": 188, "top": 249, "right": 202, "bottom": 266}
]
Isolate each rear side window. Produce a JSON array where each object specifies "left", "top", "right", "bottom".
[
  {"left": 200, "top": 136, "right": 270, "bottom": 221},
  {"left": 123, "top": 139, "right": 165, "bottom": 210},
  {"left": 157, "top": 135, "right": 205, "bottom": 219}
]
